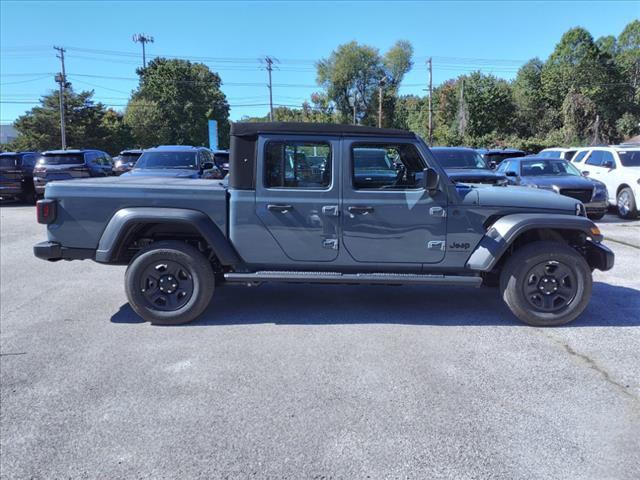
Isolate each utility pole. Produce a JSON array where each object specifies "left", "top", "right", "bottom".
[
  {"left": 351, "top": 93, "right": 357, "bottom": 125},
  {"left": 132, "top": 33, "right": 154, "bottom": 68},
  {"left": 427, "top": 57, "right": 433, "bottom": 145},
  {"left": 378, "top": 78, "right": 385, "bottom": 128},
  {"left": 54, "top": 46, "right": 67, "bottom": 150},
  {"left": 457, "top": 78, "right": 468, "bottom": 138},
  {"left": 262, "top": 56, "right": 275, "bottom": 121}
]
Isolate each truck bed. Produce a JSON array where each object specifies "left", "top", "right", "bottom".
[{"left": 45, "top": 177, "right": 228, "bottom": 249}]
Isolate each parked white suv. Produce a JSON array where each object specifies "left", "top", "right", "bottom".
[
  {"left": 572, "top": 146, "right": 640, "bottom": 219},
  {"left": 538, "top": 147, "right": 578, "bottom": 161}
]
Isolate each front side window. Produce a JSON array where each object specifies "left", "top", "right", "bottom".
[
  {"left": 264, "top": 141, "right": 331, "bottom": 189},
  {"left": 585, "top": 150, "right": 603, "bottom": 166},
  {"left": 496, "top": 160, "right": 511, "bottom": 173},
  {"left": 352, "top": 143, "right": 424, "bottom": 190},
  {"left": 539, "top": 150, "right": 561, "bottom": 158},
  {"left": 600, "top": 151, "right": 615, "bottom": 168}
]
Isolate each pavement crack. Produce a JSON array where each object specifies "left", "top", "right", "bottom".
[
  {"left": 539, "top": 330, "right": 639, "bottom": 406},
  {"left": 605, "top": 237, "right": 640, "bottom": 250}
]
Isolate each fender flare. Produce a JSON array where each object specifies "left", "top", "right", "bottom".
[
  {"left": 465, "top": 213, "right": 601, "bottom": 272},
  {"left": 94, "top": 207, "right": 242, "bottom": 266}
]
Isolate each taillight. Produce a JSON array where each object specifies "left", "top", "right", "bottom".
[
  {"left": 37, "top": 199, "right": 57, "bottom": 224},
  {"left": 33, "top": 166, "right": 46, "bottom": 174}
]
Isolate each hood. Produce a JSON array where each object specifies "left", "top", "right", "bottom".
[
  {"left": 123, "top": 168, "right": 199, "bottom": 178},
  {"left": 474, "top": 185, "right": 580, "bottom": 213},
  {"left": 520, "top": 175, "right": 597, "bottom": 191}
]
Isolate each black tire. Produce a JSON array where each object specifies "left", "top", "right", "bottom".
[
  {"left": 587, "top": 211, "right": 605, "bottom": 221},
  {"left": 499, "top": 241, "right": 592, "bottom": 326},
  {"left": 616, "top": 187, "right": 638, "bottom": 219},
  {"left": 125, "top": 240, "right": 215, "bottom": 325}
]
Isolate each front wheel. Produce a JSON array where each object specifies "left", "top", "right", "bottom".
[
  {"left": 125, "top": 240, "right": 215, "bottom": 325},
  {"left": 617, "top": 187, "right": 638, "bottom": 219},
  {"left": 500, "top": 241, "right": 592, "bottom": 326}
]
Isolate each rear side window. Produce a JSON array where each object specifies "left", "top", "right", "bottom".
[
  {"left": 38, "top": 154, "right": 85, "bottom": 165},
  {"left": 539, "top": 150, "right": 561, "bottom": 158},
  {"left": 618, "top": 150, "right": 640, "bottom": 167},
  {"left": 264, "top": 141, "right": 331, "bottom": 189},
  {"left": 352, "top": 143, "right": 424, "bottom": 190},
  {"left": 572, "top": 150, "right": 589, "bottom": 163}
]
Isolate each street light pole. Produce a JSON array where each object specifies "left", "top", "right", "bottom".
[{"left": 54, "top": 46, "right": 67, "bottom": 150}]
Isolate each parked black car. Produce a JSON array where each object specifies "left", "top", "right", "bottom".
[
  {"left": 430, "top": 147, "right": 506, "bottom": 184},
  {"left": 33, "top": 149, "right": 114, "bottom": 195},
  {"left": 479, "top": 148, "right": 527, "bottom": 168},
  {"left": 113, "top": 149, "right": 143, "bottom": 175},
  {"left": 0, "top": 151, "right": 39, "bottom": 203},
  {"left": 496, "top": 157, "right": 608, "bottom": 220},
  {"left": 122, "top": 146, "right": 223, "bottom": 179}
]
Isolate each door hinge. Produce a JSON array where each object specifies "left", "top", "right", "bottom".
[
  {"left": 429, "top": 206, "right": 447, "bottom": 217},
  {"left": 323, "top": 238, "right": 339, "bottom": 250},
  {"left": 427, "top": 240, "right": 445, "bottom": 251},
  {"left": 322, "top": 205, "right": 340, "bottom": 217}
]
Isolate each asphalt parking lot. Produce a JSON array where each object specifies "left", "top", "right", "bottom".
[{"left": 1, "top": 203, "right": 639, "bottom": 479}]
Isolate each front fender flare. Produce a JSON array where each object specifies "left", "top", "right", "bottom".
[
  {"left": 95, "top": 207, "right": 242, "bottom": 266},
  {"left": 465, "top": 213, "right": 601, "bottom": 272}
]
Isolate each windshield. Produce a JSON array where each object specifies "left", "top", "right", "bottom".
[
  {"left": 38, "top": 154, "right": 84, "bottom": 165},
  {"left": 618, "top": 150, "right": 640, "bottom": 167},
  {"left": 521, "top": 159, "right": 581, "bottom": 176},
  {"left": 0, "top": 155, "right": 19, "bottom": 168},
  {"left": 135, "top": 151, "right": 198, "bottom": 170},
  {"left": 431, "top": 149, "right": 487, "bottom": 169}
]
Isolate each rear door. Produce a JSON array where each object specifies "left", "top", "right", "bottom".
[
  {"left": 341, "top": 139, "right": 447, "bottom": 264},
  {"left": 255, "top": 135, "right": 340, "bottom": 262}
]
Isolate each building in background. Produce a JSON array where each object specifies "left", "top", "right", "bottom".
[{"left": 0, "top": 124, "right": 19, "bottom": 145}]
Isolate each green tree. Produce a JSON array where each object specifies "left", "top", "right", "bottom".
[
  {"left": 10, "top": 88, "right": 130, "bottom": 154},
  {"left": 512, "top": 58, "right": 547, "bottom": 137},
  {"left": 317, "top": 40, "right": 413, "bottom": 125},
  {"left": 616, "top": 20, "right": 640, "bottom": 108},
  {"left": 124, "top": 58, "right": 230, "bottom": 148}
]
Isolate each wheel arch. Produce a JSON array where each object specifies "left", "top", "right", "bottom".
[
  {"left": 616, "top": 183, "right": 631, "bottom": 196},
  {"left": 466, "top": 213, "right": 602, "bottom": 273},
  {"left": 95, "top": 207, "right": 242, "bottom": 266}
]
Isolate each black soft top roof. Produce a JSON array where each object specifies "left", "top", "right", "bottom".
[{"left": 231, "top": 122, "right": 416, "bottom": 139}]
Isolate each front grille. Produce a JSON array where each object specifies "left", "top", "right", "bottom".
[{"left": 560, "top": 188, "right": 592, "bottom": 203}]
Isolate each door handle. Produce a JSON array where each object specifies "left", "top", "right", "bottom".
[
  {"left": 348, "top": 206, "right": 374, "bottom": 214},
  {"left": 267, "top": 204, "right": 293, "bottom": 213}
]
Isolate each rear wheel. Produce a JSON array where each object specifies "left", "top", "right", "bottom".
[
  {"left": 500, "top": 241, "right": 592, "bottom": 326},
  {"left": 125, "top": 240, "right": 215, "bottom": 325},
  {"left": 617, "top": 187, "right": 638, "bottom": 219},
  {"left": 587, "top": 211, "right": 605, "bottom": 221}
]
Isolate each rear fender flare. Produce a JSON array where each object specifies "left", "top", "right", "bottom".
[
  {"left": 465, "top": 213, "right": 600, "bottom": 272},
  {"left": 95, "top": 207, "right": 241, "bottom": 265}
]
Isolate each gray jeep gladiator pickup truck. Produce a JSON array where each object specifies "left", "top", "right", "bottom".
[{"left": 34, "top": 122, "right": 614, "bottom": 326}]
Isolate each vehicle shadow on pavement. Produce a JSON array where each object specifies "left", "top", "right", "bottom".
[{"left": 110, "top": 281, "right": 640, "bottom": 328}]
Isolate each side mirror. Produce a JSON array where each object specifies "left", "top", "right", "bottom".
[
  {"left": 202, "top": 162, "right": 215, "bottom": 170},
  {"left": 582, "top": 170, "right": 590, "bottom": 176},
  {"left": 423, "top": 167, "right": 439, "bottom": 194},
  {"left": 602, "top": 160, "right": 614, "bottom": 169},
  {"left": 489, "top": 160, "right": 497, "bottom": 169},
  {"left": 505, "top": 171, "right": 518, "bottom": 177}
]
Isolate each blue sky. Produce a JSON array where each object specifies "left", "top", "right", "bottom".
[{"left": 1, "top": 1, "right": 638, "bottom": 124}]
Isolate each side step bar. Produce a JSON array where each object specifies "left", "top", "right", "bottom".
[{"left": 224, "top": 271, "right": 482, "bottom": 287}]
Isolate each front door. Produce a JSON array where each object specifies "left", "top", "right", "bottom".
[
  {"left": 255, "top": 136, "right": 340, "bottom": 262},
  {"left": 341, "top": 139, "right": 447, "bottom": 264}
]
